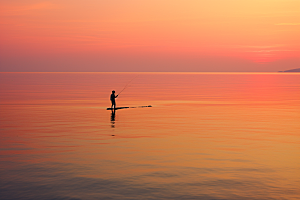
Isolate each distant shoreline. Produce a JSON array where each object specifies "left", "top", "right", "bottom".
[{"left": 278, "top": 68, "right": 300, "bottom": 72}]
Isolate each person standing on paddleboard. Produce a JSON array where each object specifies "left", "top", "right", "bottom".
[{"left": 110, "top": 90, "right": 118, "bottom": 109}]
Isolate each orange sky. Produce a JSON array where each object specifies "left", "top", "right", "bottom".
[{"left": 1, "top": 0, "right": 300, "bottom": 72}]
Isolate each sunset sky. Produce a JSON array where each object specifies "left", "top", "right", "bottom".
[{"left": 1, "top": 0, "right": 300, "bottom": 72}]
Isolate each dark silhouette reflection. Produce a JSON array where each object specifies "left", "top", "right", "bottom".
[
  {"left": 108, "top": 104, "right": 151, "bottom": 128},
  {"left": 110, "top": 109, "right": 116, "bottom": 128}
]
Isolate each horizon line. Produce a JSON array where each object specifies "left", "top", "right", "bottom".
[{"left": 0, "top": 71, "right": 297, "bottom": 74}]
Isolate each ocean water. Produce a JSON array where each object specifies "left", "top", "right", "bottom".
[{"left": 0, "top": 72, "right": 300, "bottom": 200}]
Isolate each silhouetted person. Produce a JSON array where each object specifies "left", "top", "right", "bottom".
[{"left": 110, "top": 90, "right": 118, "bottom": 109}]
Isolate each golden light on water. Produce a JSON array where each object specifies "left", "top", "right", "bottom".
[{"left": 1, "top": 72, "right": 299, "bottom": 199}]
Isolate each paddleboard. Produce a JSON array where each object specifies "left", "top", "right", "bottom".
[{"left": 106, "top": 107, "right": 129, "bottom": 110}]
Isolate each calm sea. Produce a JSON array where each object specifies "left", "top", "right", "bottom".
[{"left": 0, "top": 72, "right": 300, "bottom": 200}]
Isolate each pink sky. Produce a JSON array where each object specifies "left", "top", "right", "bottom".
[{"left": 1, "top": 0, "right": 300, "bottom": 72}]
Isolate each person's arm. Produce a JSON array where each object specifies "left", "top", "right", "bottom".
[{"left": 116, "top": 95, "right": 118, "bottom": 98}]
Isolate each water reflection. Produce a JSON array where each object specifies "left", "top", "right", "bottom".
[{"left": 110, "top": 110, "right": 116, "bottom": 128}]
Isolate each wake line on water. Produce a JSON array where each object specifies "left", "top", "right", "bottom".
[{"left": 106, "top": 105, "right": 152, "bottom": 110}]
